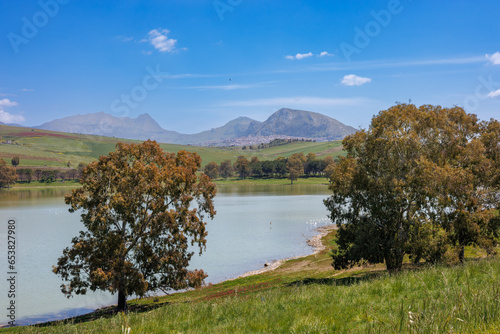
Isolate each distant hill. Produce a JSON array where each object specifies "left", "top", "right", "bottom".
[
  {"left": 36, "top": 112, "right": 182, "bottom": 142},
  {"left": 0, "top": 121, "right": 24, "bottom": 127},
  {"left": 178, "top": 116, "right": 264, "bottom": 145},
  {"left": 256, "top": 108, "right": 356, "bottom": 140},
  {"left": 36, "top": 108, "right": 357, "bottom": 146}
]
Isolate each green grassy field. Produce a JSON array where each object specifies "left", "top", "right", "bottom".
[
  {"left": 3, "top": 229, "right": 499, "bottom": 333},
  {"left": 0, "top": 125, "right": 345, "bottom": 168}
]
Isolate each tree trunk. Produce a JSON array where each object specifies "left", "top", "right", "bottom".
[
  {"left": 385, "top": 248, "right": 404, "bottom": 272},
  {"left": 458, "top": 245, "right": 465, "bottom": 263},
  {"left": 117, "top": 289, "right": 128, "bottom": 312}
]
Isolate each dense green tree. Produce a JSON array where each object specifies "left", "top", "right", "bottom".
[
  {"left": 53, "top": 140, "right": 216, "bottom": 312},
  {"left": 204, "top": 161, "right": 219, "bottom": 180},
  {"left": 41, "top": 170, "right": 57, "bottom": 183},
  {"left": 250, "top": 157, "right": 263, "bottom": 177},
  {"left": 261, "top": 160, "right": 275, "bottom": 177},
  {"left": 306, "top": 159, "right": 326, "bottom": 176},
  {"left": 325, "top": 104, "right": 498, "bottom": 271},
  {"left": 11, "top": 156, "right": 19, "bottom": 167},
  {"left": 274, "top": 157, "right": 288, "bottom": 178}
]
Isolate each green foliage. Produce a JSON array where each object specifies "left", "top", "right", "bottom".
[
  {"left": 326, "top": 104, "right": 499, "bottom": 271},
  {"left": 11, "top": 155, "right": 19, "bottom": 167}
]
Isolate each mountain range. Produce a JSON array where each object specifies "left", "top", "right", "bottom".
[{"left": 35, "top": 108, "right": 357, "bottom": 146}]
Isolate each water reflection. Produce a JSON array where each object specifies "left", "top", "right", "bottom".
[
  {"left": 0, "top": 184, "right": 332, "bottom": 326},
  {"left": 216, "top": 183, "right": 330, "bottom": 196}
]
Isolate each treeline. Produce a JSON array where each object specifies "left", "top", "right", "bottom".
[
  {"left": 204, "top": 153, "right": 336, "bottom": 184},
  {"left": 16, "top": 164, "right": 86, "bottom": 183}
]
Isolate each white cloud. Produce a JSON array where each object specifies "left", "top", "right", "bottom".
[
  {"left": 0, "top": 99, "right": 18, "bottom": 107},
  {"left": 488, "top": 89, "right": 500, "bottom": 98},
  {"left": 341, "top": 74, "right": 372, "bottom": 86},
  {"left": 21, "top": 88, "right": 34, "bottom": 92},
  {"left": 220, "top": 96, "right": 370, "bottom": 107},
  {"left": 286, "top": 51, "right": 333, "bottom": 60},
  {"left": 285, "top": 52, "right": 313, "bottom": 60},
  {"left": 486, "top": 52, "right": 500, "bottom": 65},
  {"left": 147, "top": 29, "right": 178, "bottom": 53},
  {"left": 0, "top": 110, "right": 25, "bottom": 124}
]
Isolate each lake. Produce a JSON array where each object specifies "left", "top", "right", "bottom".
[{"left": 0, "top": 184, "right": 332, "bottom": 326}]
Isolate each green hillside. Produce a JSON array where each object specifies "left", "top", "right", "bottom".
[{"left": 0, "top": 125, "right": 345, "bottom": 168}]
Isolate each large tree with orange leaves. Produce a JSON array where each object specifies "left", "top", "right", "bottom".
[{"left": 53, "top": 140, "right": 216, "bottom": 311}]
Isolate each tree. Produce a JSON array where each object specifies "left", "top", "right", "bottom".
[
  {"left": 234, "top": 156, "right": 250, "bottom": 179},
  {"left": 274, "top": 157, "right": 288, "bottom": 178},
  {"left": 287, "top": 153, "right": 306, "bottom": 184},
  {"left": 41, "top": 170, "right": 57, "bottom": 183},
  {"left": 0, "top": 160, "right": 17, "bottom": 188},
  {"left": 324, "top": 162, "right": 336, "bottom": 182},
  {"left": 26, "top": 169, "right": 33, "bottom": 183},
  {"left": 262, "top": 160, "right": 275, "bottom": 177},
  {"left": 77, "top": 163, "right": 86, "bottom": 178},
  {"left": 416, "top": 108, "right": 499, "bottom": 262},
  {"left": 325, "top": 104, "right": 498, "bottom": 271},
  {"left": 53, "top": 140, "right": 216, "bottom": 312},
  {"left": 323, "top": 156, "right": 335, "bottom": 166},
  {"left": 34, "top": 169, "right": 42, "bottom": 181},
  {"left": 204, "top": 161, "right": 219, "bottom": 180},
  {"left": 250, "top": 157, "right": 263, "bottom": 177},
  {"left": 219, "top": 160, "right": 234, "bottom": 179},
  {"left": 11, "top": 156, "right": 19, "bottom": 167}
]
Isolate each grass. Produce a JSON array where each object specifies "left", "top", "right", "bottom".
[
  {"left": 8, "top": 180, "right": 81, "bottom": 189},
  {"left": 0, "top": 125, "right": 345, "bottom": 168},
  {"left": 4, "top": 229, "right": 500, "bottom": 333}
]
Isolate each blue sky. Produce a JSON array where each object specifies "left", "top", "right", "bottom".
[{"left": 0, "top": 0, "right": 499, "bottom": 134}]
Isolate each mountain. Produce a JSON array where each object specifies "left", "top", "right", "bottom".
[
  {"left": 178, "top": 117, "right": 263, "bottom": 145},
  {"left": 37, "top": 112, "right": 181, "bottom": 142},
  {"left": 256, "top": 108, "right": 356, "bottom": 140},
  {"left": 0, "top": 121, "right": 24, "bottom": 127},
  {"left": 36, "top": 109, "right": 357, "bottom": 146}
]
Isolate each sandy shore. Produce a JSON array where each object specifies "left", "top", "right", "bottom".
[{"left": 236, "top": 224, "right": 337, "bottom": 279}]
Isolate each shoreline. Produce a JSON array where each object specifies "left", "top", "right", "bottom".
[
  {"left": 3, "top": 225, "right": 337, "bottom": 329},
  {"left": 236, "top": 224, "right": 337, "bottom": 278}
]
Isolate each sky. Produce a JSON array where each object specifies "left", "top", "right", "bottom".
[{"left": 0, "top": 0, "right": 499, "bottom": 134}]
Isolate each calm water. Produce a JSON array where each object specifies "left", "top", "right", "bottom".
[{"left": 0, "top": 184, "right": 332, "bottom": 326}]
